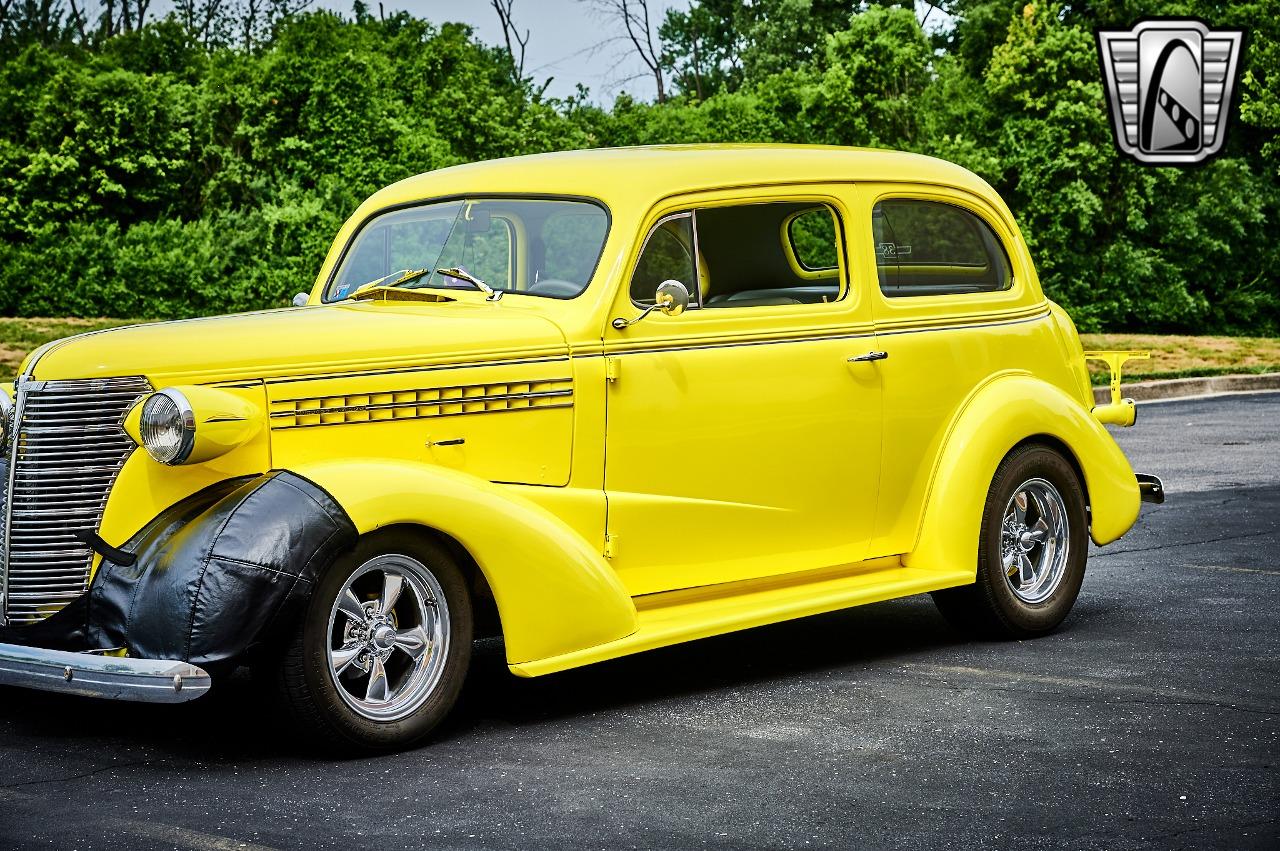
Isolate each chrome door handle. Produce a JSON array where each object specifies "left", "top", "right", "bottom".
[{"left": 847, "top": 351, "right": 888, "bottom": 363}]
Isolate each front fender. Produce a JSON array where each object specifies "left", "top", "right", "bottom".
[
  {"left": 0, "top": 471, "right": 358, "bottom": 668},
  {"left": 904, "top": 373, "right": 1140, "bottom": 577},
  {"left": 289, "top": 459, "right": 638, "bottom": 666}
]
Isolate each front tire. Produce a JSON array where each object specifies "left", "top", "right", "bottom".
[
  {"left": 931, "top": 444, "right": 1089, "bottom": 639},
  {"left": 267, "top": 529, "right": 472, "bottom": 753}
]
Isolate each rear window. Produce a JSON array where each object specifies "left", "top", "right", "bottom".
[{"left": 873, "top": 200, "right": 1012, "bottom": 297}]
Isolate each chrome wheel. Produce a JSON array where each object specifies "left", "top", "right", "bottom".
[
  {"left": 1000, "top": 477, "right": 1070, "bottom": 604},
  {"left": 325, "top": 553, "right": 450, "bottom": 722}
]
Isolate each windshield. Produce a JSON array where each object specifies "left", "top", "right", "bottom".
[{"left": 326, "top": 197, "right": 609, "bottom": 302}]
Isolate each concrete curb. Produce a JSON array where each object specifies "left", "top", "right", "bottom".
[{"left": 1093, "top": 372, "right": 1280, "bottom": 405}]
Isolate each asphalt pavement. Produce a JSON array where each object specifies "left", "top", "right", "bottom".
[{"left": 0, "top": 391, "right": 1277, "bottom": 850}]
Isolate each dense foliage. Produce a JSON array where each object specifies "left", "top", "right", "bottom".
[{"left": 0, "top": 0, "right": 1275, "bottom": 332}]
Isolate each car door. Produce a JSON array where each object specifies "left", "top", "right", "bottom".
[
  {"left": 601, "top": 187, "right": 884, "bottom": 596},
  {"left": 856, "top": 184, "right": 1041, "bottom": 560}
]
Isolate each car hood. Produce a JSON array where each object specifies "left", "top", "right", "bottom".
[{"left": 27, "top": 301, "right": 570, "bottom": 385}]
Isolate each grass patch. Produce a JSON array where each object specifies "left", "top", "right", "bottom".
[
  {"left": 0, "top": 318, "right": 143, "bottom": 380},
  {"left": 1079, "top": 333, "right": 1280, "bottom": 386}
]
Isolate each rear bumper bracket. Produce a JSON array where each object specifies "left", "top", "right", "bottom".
[{"left": 1137, "top": 473, "right": 1165, "bottom": 505}]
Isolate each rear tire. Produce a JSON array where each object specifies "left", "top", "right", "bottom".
[
  {"left": 931, "top": 443, "right": 1088, "bottom": 639},
  {"left": 264, "top": 528, "right": 472, "bottom": 754}
]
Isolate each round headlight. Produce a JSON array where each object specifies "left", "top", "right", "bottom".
[{"left": 139, "top": 389, "right": 195, "bottom": 465}]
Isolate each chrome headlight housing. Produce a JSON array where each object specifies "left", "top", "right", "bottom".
[
  {"left": 127, "top": 385, "right": 263, "bottom": 466},
  {"left": 139, "top": 388, "right": 196, "bottom": 465}
]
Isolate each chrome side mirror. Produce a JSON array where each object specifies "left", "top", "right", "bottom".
[
  {"left": 292, "top": 292, "right": 310, "bottom": 307},
  {"left": 612, "top": 280, "right": 691, "bottom": 329}
]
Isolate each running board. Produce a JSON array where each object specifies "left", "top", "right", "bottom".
[{"left": 510, "top": 559, "right": 974, "bottom": 678}]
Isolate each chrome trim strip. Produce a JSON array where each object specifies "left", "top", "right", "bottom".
[
  {"left": 270, "top": 376, "right": 574, "bottom": 406},
  {"left": 270, "top": 400, "right": 575, "bottom": 430},
  {"left": 599, "top": 309, "right": 1050, "bottom": 358},
  {"left": 270, "top": 387, "right": 573, "bottom": 420},
  {"left": 1, "top": 360, "right": 37, "bottom": 625},
  {"left": 874, "top": 309, "right": 1049, "bottom": 337},
  {"left": 604, "top": 330, "right": 874, "bottom": 357},
  {"left": 264, "top": 354, "right": 573, "bottom": 387},
  {"left": 0, "top": 642, "right": 210, "bottom": 703}
]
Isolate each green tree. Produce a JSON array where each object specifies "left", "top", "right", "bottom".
[
  {"left": 659, "top": 0, "right": 860, "bottom": 96},
  {"left": 0, "top": 0, "right": 1272, "bottom": 331},
  {"left": 984, "top": 2, "right": 1277, "bottom": 332},
  {"left": 659, "top": 0, "right": 743, "bottom": 97},
  {"left": 805, "top": 5, "right": 934, "bottom": 147}
]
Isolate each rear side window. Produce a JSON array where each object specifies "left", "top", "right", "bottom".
[
  {"left": 873, "top": 200, "right": 1012, "bottom": 297},
  {"left": 786, "top": 207, "right": 839, "bottom": 271}
]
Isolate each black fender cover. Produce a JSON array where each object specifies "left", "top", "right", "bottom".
[{"left": 0, "top": 471, "right": 356, "bottom": 668}]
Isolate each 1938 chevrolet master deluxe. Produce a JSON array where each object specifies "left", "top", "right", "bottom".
[{"left": 0, "top": 146, "right": 1162, "bottom": 750}]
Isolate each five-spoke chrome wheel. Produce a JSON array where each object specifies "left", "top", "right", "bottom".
[
  {"left": 1000, "top": 477, "right": 1070, "bottom": 604},
  {"left": 325, "top": 553, "right": 450, "bottom": 722}
]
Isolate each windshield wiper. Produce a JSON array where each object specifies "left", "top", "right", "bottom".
[
  {"left": 347, "top": 286, "right": 455, "bottom": 303},
  {"left": 349, "top": 268, "right": 432, "bottom": 296},
  {"left": 349, "top": 266, "right": 501, "bottom": 302},
  {"left": 436, "top": 267, "right": 502, "bottom": 301}
]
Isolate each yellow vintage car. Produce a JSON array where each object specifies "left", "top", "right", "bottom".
[{"left": 0, "top": 146, "right": 1162, "bottom": 751}]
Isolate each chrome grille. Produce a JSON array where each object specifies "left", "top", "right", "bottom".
[{"left": 1, "top": 376, "right": 151, "bottom": 624}]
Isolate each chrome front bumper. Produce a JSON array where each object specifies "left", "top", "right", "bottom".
[{"left": 0, "top": 643, "right": 210, "bottom": 703}]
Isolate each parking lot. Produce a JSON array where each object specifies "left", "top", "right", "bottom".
[{"left": 1, "top": 391, "right": 1277, "bottom": 850}]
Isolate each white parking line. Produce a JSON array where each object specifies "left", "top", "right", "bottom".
[
  {"left": 1188, "top": 564, "right": 1280, "bottom": 576},
  {"left": 912, "top": 663, "right": 1246, "bottom": 706},
  {"left": 0, "top": 788, "right": 279, "bottom": 851},
  {"left": 118, "top": 820, "right": 280, "bottom": 851}
]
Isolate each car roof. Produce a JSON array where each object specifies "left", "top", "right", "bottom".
[{"left": 359, "top": 144, "right": 1005, "bottom": 216}]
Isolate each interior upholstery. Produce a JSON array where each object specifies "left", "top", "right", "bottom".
[
  {"left": 697, "top": 248, "right": 712, "bottom": 302},
  {"left": 626, "top": 202, "right": 842, "bottom": 310},
  {"left": 704, "top": 296, "right": 802, "bottom": 308},
  {"left": 695, "top": 203, "right": 840, "bottom": 306}
]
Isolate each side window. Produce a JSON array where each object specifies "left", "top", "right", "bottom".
[
  {"left": 630, "top": 214, "right": 696, "bottom": 305},
  {"left": 786, "top": 207, "right": 839, "bottom": 271},
  {"left": 628, "top": 201, "right": 846, "bottom": 311},
  {"left": 873, "top": 199, "right": 1012, "bottom": 297},
  {"left": 697, "top": 201, "right": 844, "bottom": 308}
]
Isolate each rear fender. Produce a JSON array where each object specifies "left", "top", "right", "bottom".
[
  {"left": 904, "top": 373, "right": 1140, "bottom": 577},
  {"left": 289, "top": 459, "right": 638, "bottom": 665}
]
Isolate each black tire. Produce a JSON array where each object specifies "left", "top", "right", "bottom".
[
  {"left": 931, "top": 443, "right": 1089, "bottom": 639},
  {"left": 263, "top": 528, "right": 473, "bottom": 754}
]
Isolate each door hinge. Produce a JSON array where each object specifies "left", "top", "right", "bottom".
[
  {"left": 605, "top": 356, "right": 621, "bottom": 383},
  {"left": 604, "top": 532, "right": 617, "bottom": 559}
]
